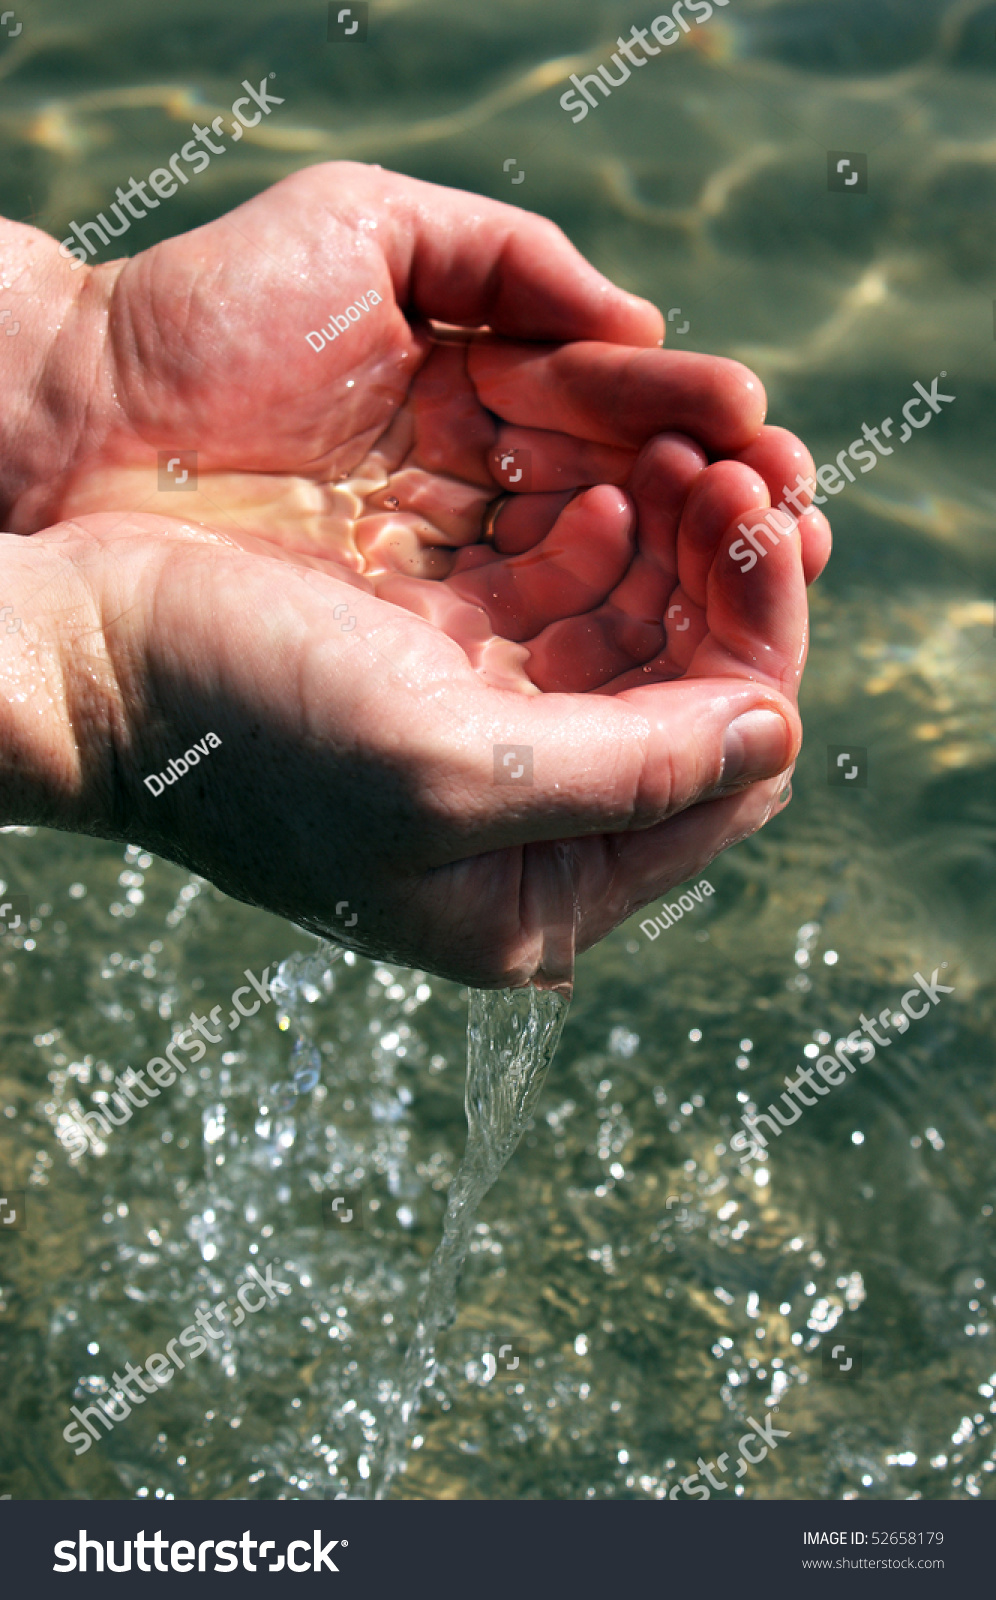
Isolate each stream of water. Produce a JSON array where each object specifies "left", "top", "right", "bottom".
[
  {"left": 373, "top": 983, "right": 571, "bottom": 1497},
  {"left": 373, "top": 837, "right": 579, "bottom": 1497}
]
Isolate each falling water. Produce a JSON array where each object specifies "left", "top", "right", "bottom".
[
  {"left": 266, "top": 941, "right": 343, "bottom": 1112},
  {"left": 373, "top": 983, "right": 569, "bottom": 1497},
  {"left": 374, "top": 841, "right": 579, "bottom": 1499}
]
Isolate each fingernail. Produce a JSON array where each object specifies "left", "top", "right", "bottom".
[{"left": 719, "top": 711, "right": 791, "bottom": 790}]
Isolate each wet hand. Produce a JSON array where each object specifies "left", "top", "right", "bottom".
[{"left": 0, "top": 164, "right": 825, "bottom": 983}]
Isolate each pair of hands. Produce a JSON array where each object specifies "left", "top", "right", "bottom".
[{"left": 0, "top": 163, "right": 828, "bottom": 987}]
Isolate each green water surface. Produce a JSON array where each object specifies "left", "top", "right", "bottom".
[{"left": 0, "top": 0, "right": 994, "bottom": 1501}]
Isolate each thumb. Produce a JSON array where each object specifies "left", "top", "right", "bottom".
[{"left": 451, "top": 678, "right": 799, "bottom": 857}]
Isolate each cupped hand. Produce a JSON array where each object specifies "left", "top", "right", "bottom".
[
  {"left": 0, "top": 163, "right": 828, "bottom": 984},
  {"left": 30, "top": 488, "right": 803, "bottom": 988}
]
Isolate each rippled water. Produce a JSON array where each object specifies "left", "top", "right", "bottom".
[{"left": 1, "top": 0, "right": 995, "bottom": 1502}]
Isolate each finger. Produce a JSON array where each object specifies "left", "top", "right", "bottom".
[
  {"left": 588, "top": 590, "right": 709, "bottom": 694},
  {"left": 522, "top": 435, "right": 707, "bottom": 692},
  {"left": 410, "top": 340, "right": 497, "bottom": 487},
  {"left": 468, "top": 341, "right": 767, "bottom": 454},
  {"left": 731, "top": 425, "right": 814, "bottom": 514},
  {"left": 686, "top": 502, "right": 809, "bottom": 700},
  {"left": 488, "top": 490, "right": 577, "bottom": 554},
  {"left": 360, "top": 165, "right": 665, "bottom": 345},
  {"left": 487, "top": 428, "right": 636, "bottom": 493},
  {"left": 401, "top": 756, "right": 793, "bottom": 987},
  {"left": 798, "top": 505, "right": 833, "bottom": 585},
  {"left": 493, "top": 427, "right": 703, "bottom": 559},
  {"left": 448, "top": 485, "right": 635, "bottom": 642},
  {"left": 525, "top": 589, "right": 707, "bottom": 694},
  {"left": 432, "top": 675, "right": 800, "bottom": 865},
  {"left": 627, "top": 433, "right": 708, "bottom": 575},
  {"left": 678, "top": 461, "right": 833, "bottom": 604},
  {"left": 595, "top": 499, "right": 809, "bottom": 726},
  {"left": 676, "top": 461, "right": 772, "bottom": 610},
  {"left": 379, "top": 768, "right": 795, "bottom": 989},
  {"left": 730, "top": 428, "right": 831, "bottom": 585},
  {"left": 524, "top": 608, "right": 664, "bottom": 693},
  {"left": 570, "top": 770, "right": 796, "bottom": 958},
  {"left": 660, "top": 590, "right": 707, "bottom": 672}
]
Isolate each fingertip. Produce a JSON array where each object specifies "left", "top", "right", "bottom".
[
  {"left": 799, "top": 506, "right": 833, "bottom": 585},
  {"left": 621, "top": 351, "right": 767, "bottom": 453},
  {"left": 683, "top": 459, "right": 770, "bottom": 523},
  {"left": 494, "top": 217, "right": 666, "bottom": 345},
  {"left": 734, "top": 423, "right": 813, "bottom": 475},
  {"left": 633, "top": 430, "right": 710, "bottom": 484},
  {"left": 732, "top": 425, "right": 815, "bottom": 508},
  {"left": 676, "top": 459, "right": 770, "bottom": 607},
  {"left": 711, "top": 358, "right": 768, "bottom": 451},
  {"left": 717, "top": 708, "right": 797, "bottom": 792},
  {"left": 706, "top": 502, "right": 808, "bottom": 685},
  {"left": 611, "top": 291, "right": 666, "bottom": 348}
]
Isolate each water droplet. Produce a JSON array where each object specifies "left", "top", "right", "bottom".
[
  {"left": 269, "top": 1080, "right": 298, "bottom": 1112},
  {"left": 290, "top": 1039, "right": 322, "bottom": 1095},
  {"left": 385, "top": 495, "right": 400, "bottom": 510}
]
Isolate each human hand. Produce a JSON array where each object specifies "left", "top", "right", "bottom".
[
  {"left": 0, "top": 165, "right": 826, "bottom": 984},
  {"left": 3, "top": 159, "right": 829, "bottom": 631}
]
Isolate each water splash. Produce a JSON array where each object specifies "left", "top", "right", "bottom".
[{"left": 266, "top": 941, "right": 343, "bottom": 1111}]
